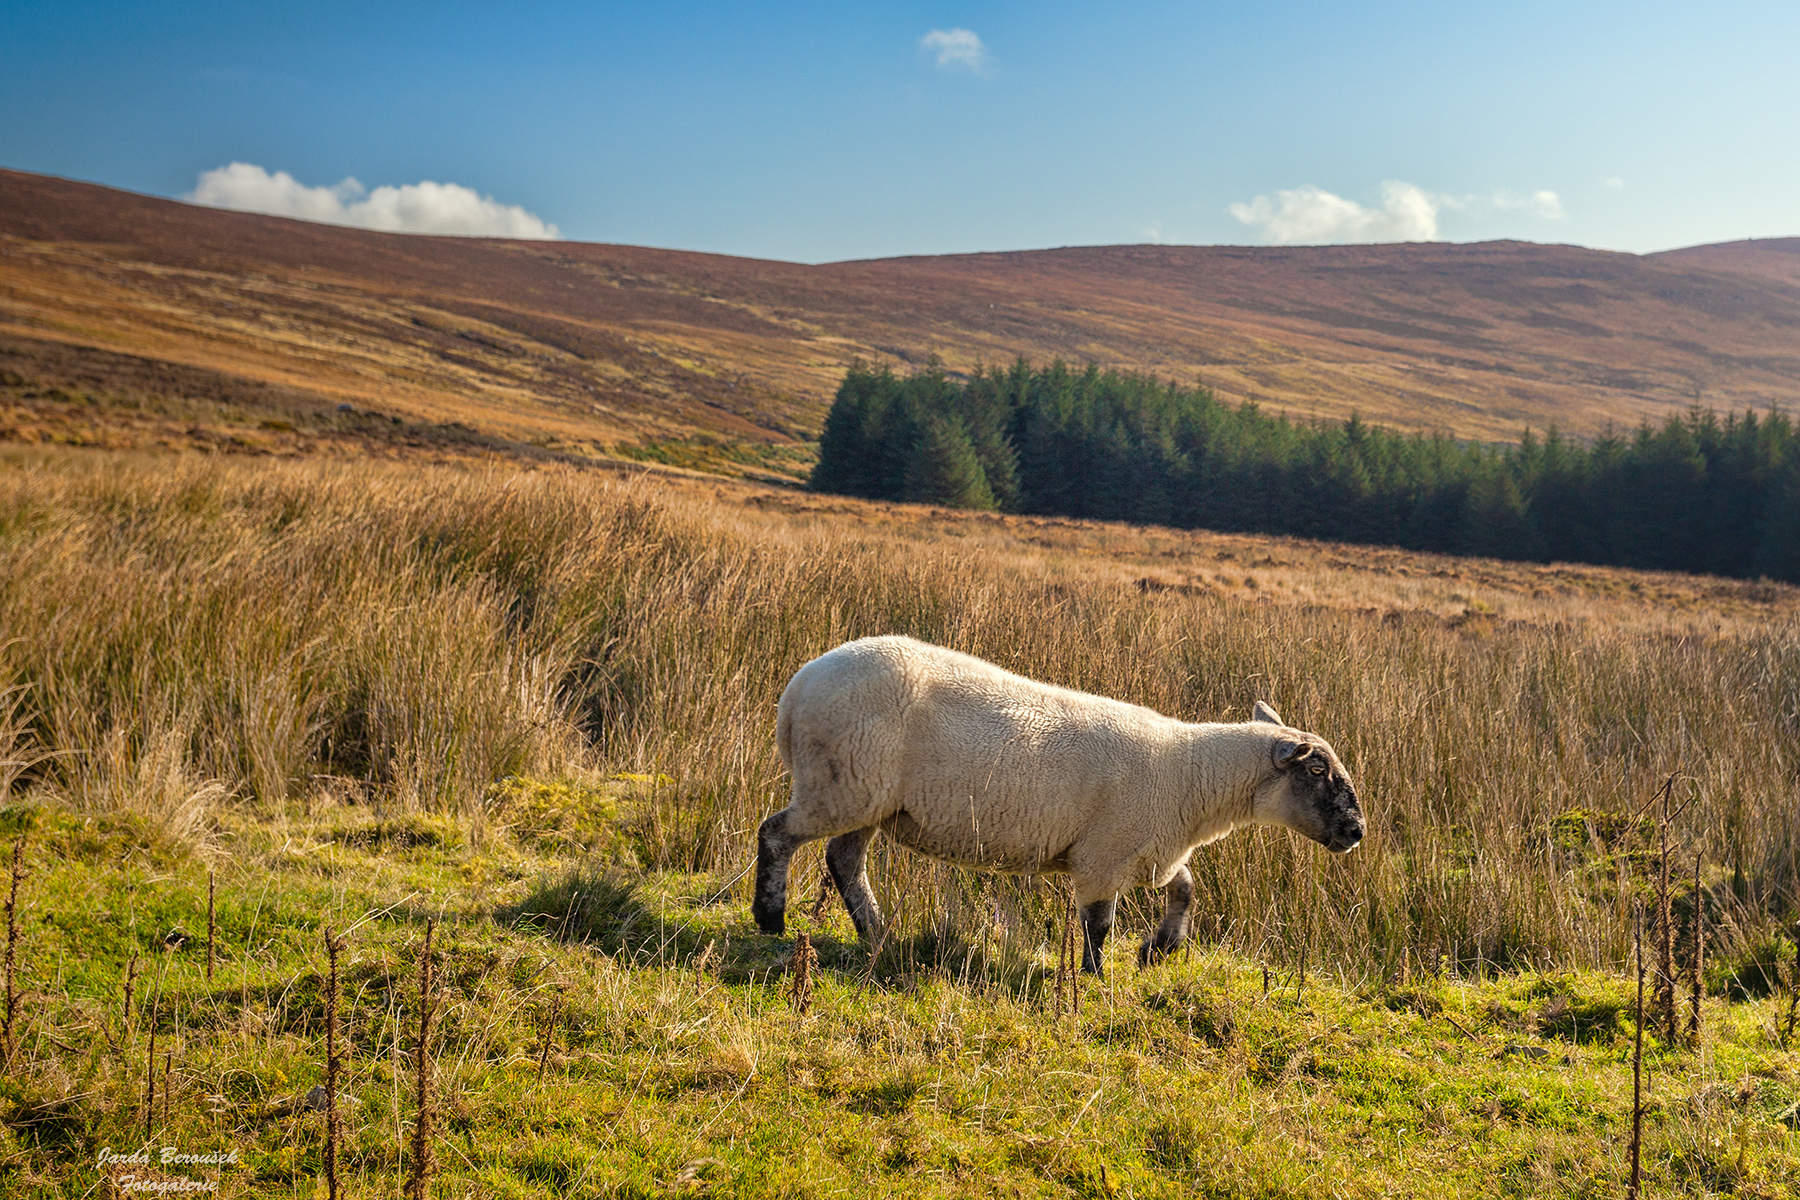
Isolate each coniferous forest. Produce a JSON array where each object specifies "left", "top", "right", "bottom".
[{"left": 809, "top": 359, "right": 1800, "bottom": 582}]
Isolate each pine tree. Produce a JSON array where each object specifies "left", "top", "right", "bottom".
[
  {"left": 808, "top": 358, "right": 1800, "bottom": 583},
  {"left": 1459, "top": 465, "right": 1537, "bottom": 560},
  {"left": 904, "top": 416, "right": 996, "bottom": 510}
]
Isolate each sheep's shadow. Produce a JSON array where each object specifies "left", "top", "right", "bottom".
[
  {"left": 497, "top": 868, "right": 859, "bottom": 983},
  {"left": 498, "top": 867, "right": 1063, "bottom": 994}
]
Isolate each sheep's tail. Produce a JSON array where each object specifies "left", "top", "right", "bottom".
[{"left": 776, "top": 688, "right": 796, "bottom": 772}]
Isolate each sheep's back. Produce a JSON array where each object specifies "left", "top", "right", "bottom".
[{"left": 782, "top": 637, "right": 1187, "bottom": 871}]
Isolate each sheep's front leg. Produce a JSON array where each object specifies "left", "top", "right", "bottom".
[
  {"left": 1138, "top": 865, "right": 1194, "bottom": 968},
  {"left": 826, "top": 827, "right": 885, "bottom": 944},
  {"left": 753, "top": 809, "right": 805, "bottom": 935},
  {"left": 1080, "top": 897, "right": 1117, "bottom": 978}
]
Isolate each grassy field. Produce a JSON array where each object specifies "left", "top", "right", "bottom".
[{"left": 2, "top": 447, "right": 1799, "bottom": 1196}]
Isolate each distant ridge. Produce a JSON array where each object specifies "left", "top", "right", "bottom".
[{"left": 3, "top": 167, "right": 1799, "bottom": 473}]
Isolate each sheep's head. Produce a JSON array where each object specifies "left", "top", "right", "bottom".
[{"left": 1249, "top": 701, "right": 1364, "bottom": 854}]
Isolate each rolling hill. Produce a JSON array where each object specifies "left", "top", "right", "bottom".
[{"left": 4, "top": 167, "right": 1799, "bottom": 477}]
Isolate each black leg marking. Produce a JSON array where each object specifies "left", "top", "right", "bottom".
[
  {"left": 1080, "top": 897, "right": 1116, "bottom": 978},
  {"left": 753, "top": 810, "right": 801, "bottom": 936},
  {"left": 1139, "top": 865, "right": 1194, "bottom": 968},
  {"left": 825, "top": 827, "right": 884, "bottom": 944}
]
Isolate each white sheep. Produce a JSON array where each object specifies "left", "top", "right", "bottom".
[{"left": 753, "top": 635, "right": 1363, "bottom": 976}]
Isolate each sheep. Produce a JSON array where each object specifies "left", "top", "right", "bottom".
[{"left": 753, "top": 635, "right": 1364, "bottom": 977}]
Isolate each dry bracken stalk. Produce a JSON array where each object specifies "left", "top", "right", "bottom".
[
  {"left": 1629, "top": 904, "right": 1645, "bottom": 1200},
  {"left": 406, "top": 918, "right": 438, "bottom": 1200},
  {"left": 144, "top": 1000, "right": 157, "bottom": 1141},
  {"left": 788, "top": 933, "right": 816, "bottom": 1016},
  {"left": 122, "top": 953, "right": 138, "bottom": 1038},
  {"left": 1785, "top": 929, "right": 1800, "bottom": 1047},
  {"left": 1655, "top": 810, "right": 1676, "bottom": 1039},
  {"left": 325, "top": 925, "right": 344, "bottom": 1200},
  {"left": 536, "top": 989, "right": 564, "bottom": 1082},
  {"left": 1688, "top": 851, "right": 1703, "bottom": 1044},
  {"left": 2, "top": 836, "right": 21, "bottom": 1068}
]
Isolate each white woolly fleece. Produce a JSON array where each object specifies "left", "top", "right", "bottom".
[{"left": 774, "top": 635, "right": 1341, "bottom": 905}]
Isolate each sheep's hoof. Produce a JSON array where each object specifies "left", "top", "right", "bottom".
[
  {"left": 1138, "top": 939, "right": 1167, "bottom": 969},
  {"left": 752, "top": 907, "right": 786, "bottom": 937}
]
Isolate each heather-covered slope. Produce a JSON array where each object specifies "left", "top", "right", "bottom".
[{"left": 4, "top": 168, "right": 1799, "bottom": 474}]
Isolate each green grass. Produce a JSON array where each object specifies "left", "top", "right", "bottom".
[{"left": 2, "top": 797, "right": 1797, "bottom": 1199}]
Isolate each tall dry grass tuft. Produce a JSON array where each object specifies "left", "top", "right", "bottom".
[
  {"left": 0, "top": 682, "right": 41, "bottom": 803},
  {"left": 2, "top": 453, "right": 1798, "bottom": 972}
]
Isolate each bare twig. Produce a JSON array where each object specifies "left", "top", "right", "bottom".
[
  {"left": 207, "top": 871, "right": 216, "bottom": 982},
  {"left": 1631, "top": 772, "right": 1679, "bottom": 821}
]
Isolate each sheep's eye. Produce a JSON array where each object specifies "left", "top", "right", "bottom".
[{"left": 1308, "top": 763, "right": 1327, "bottom": 776}]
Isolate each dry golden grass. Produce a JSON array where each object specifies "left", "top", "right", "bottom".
[
  {"left": 2, "top": 446, "right": 1795, "bottom": 980},
  {"left": 690, "top": 478, "right": 1800, "bottom": 638}
]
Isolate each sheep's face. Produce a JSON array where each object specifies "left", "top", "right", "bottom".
[{"left": 1250, "top": 704, "right": 1364, "bottom": 854}]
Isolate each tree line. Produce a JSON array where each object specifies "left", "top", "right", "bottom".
[{"left": 809, "top": 359, "right": 1800, "bottom": 582}]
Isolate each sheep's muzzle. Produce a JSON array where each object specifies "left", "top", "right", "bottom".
[{"left": 1323, "top": 804, "right": 1364, "bottom": 854}]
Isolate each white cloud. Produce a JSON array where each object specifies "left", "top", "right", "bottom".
[
  {"left": 1230, "top": 181, "right": 1570, "bottom": 244},
  {"left": 1229, "top": 181, "right": 1446, "bottom": 245},
  {"left": 1606, "top": 176, "right": 1625, "bottom": 188},
  {"left": 1494, "top": 189, "right": 1566, "bottom": 219},
  {"left": 920, "top": 28, "right": 989, "bottom": 72},
  {"left": 186, "top": 163, "right": 559, "bottom": 239}
]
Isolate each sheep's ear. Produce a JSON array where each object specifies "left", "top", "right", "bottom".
[
  {"left": 1273, "top": 739, "right": 1312, "bottom": 767},
  {"left": 1252, "top": 701, "right": 1284, "bottom": 725}
]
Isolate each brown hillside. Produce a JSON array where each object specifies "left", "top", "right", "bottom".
[
  {"left": 4, "top": 168, "right": 1799, "bottom": 476},
  {"left": 1649, "top": 236, "right": 1800, "bottom": 288}
]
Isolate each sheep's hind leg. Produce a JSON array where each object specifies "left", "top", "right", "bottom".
[
  {"left": 1079, "top": 897, "right": 1117, "bottom": 979},
  {"left": 825, "top": 827, "right": 884, "bottom": 944},
  {"left": 1138, "top": 865, "right": 1194, "bottom": 969},
  {"left": 753, "top": 809, "right": 806, "bottom": 936}
]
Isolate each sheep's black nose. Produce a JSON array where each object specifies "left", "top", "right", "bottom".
[{"left": 1326, "top": 813, "right": 1364, "bottom": 854}]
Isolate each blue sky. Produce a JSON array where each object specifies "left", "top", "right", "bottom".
[{"left": 3, "top": 1, "right": 1796, "bottom": 261}]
